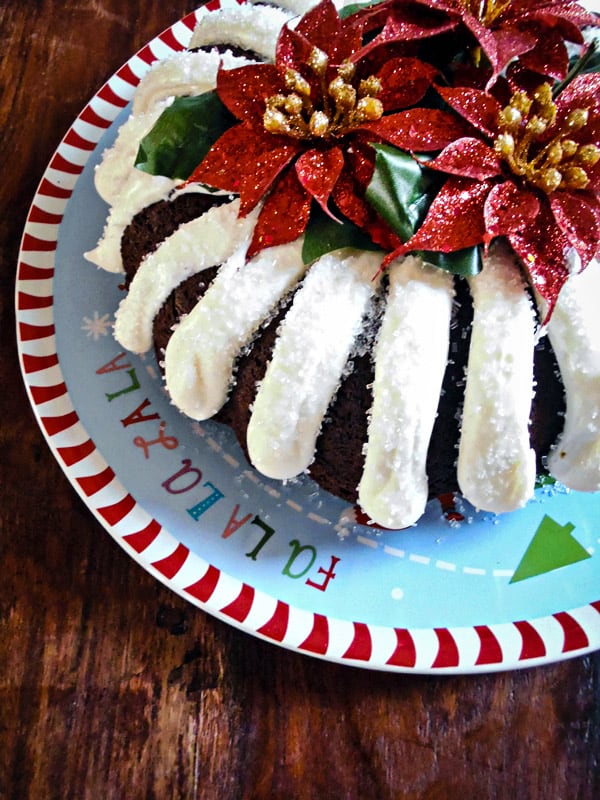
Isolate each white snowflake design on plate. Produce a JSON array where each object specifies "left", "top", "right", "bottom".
[{"left": 81, "top": 311, "right": 113, "bottom": 340}]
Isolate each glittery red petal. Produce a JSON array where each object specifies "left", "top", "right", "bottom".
[
  {"left": 190, "top": 125, "right": 300, "bottom": 214},
  {"left": 276, "top": 1, "right": 359, "bottom": 75},
  {"left": 295, "top": 0, "right": 341, "bottom": 54},
  {"left": 376, "top": 57, "right": 438, "bottom": 111},
  {"left": 342, "top": 140, "right": 376, "bottom": 191},
  {"left": 390, "top": 177, "right": 490, "bottom": 256},
  {"left": 587, "top": 156, "right": 600, "bottom": 194},
  {"left": 463, "top": 16, "right": 537, "bottom": 84},
  {"left": 332, "top": 169, "right": 400, "bottom": 251},
  {"left": 216, "top": 63, "right": 282, "bottom": 124},
  {"left": 550, "top": 191, "right": 600, "bottom": 267},
  {"left": 521, "top": 3, "right": 597, "bottom": 38},
  {"left": 427, "top": 137, "right": 502, "bottom": 180},
  {"left": 555, "top": 75, "right": 600, "bottom": 191},
  {"left": 369, "top": 221, "right": 403, "bottom": 252},
  {"left": 518, "top": 30, "right": 569, "bottom": 81},
  {"left": 362, "top": 109, "right": 472, "bottom": 152},
  {"left": 436, "top": 86, "right": 502, "bottom": 138},
  {"left": 276, "top": 22, "right": 314, "bottom": 73},
  {"left": 332, "top": 21, "right": 363, "bottom": 64},
  {"left": 351, "top": 6, "right": 458, "bottom": 62},
  {"left": 507, "top": 203, "right": 571, "bottom": 320},
  {"left": 483, "top": 181, "right": 540, "bottom": 245},
  {"left": 246, "top": 170, "right": 312, "bottom": 260},
  {"left": 295, "top": 147, "right": 345, "bottom": 218},
  {"left": 331, "top": 169, "right": 370, "bottom": 228},
  {"left": 555, "top": 73, "right": 600, "bottom": 121}
]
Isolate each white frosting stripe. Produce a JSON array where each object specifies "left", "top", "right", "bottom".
[
  {"left": 165, "top": 237, "right": 307, "bottom": 420},
  {"left": 458, "top": 243, "right": 536, "bottom": 513},
  {"left": 114, "top": 199, "right": 256, "bottom": 353},
  {"left": 358, "top": 256, "right": 454, "bottom": 529},
  {"left": 131, "top": 50, "right": 257, "bottom": 116},
  {"left": 247, "top": 250, "right": 382, "bottom": 480},
  {"left": 93, "top": 103, "right": 171, "bottom": 207},
  {"left": 189, "top": 4, "right": 292, "bottom": 60},
  {"left": 86, "top": 50, "right": 261, "bottom": 274},
  {"left": 545, "top": 257, "right": 600, "bottom": 491},
  {"left": 246, "top": 0, "right": 351, "bottom": 14},
  {"left": 85, "top": 101, "right": 176, "bottom": 273}
]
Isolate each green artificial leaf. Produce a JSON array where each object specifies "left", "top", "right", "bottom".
[
  {"left": 365, "top": 144, "right": 440, "bottom": 242},
  {"left": 422, "top": 246, "right": 482, "bottom": 278},
  {"left": 339, "top": 1, "right": 381, "bottom": 19},
  {"left": 135, "top": 91, "right": 236, "bottom": 180},
  {"left": 579, "top": 43, "right": 600, "bottom": 75},
  {"left": 366, "top": 143, "right": 482, "bottom": 277},
  {"left": 302, "top": 204, "right": 381, "bottom": 265}
]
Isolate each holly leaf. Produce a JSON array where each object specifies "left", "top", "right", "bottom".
[
  {"left": 365, "top": 143, "right": 440, "bottom": 242},
  {"left": 135, "top": 91, "right": 236, "bottom": 180},
  {"left": 423, "top": 246, "right": 482, "bottom": 277},
  {"left": 579, "top": 45, "right": 600, "bottom": 75},
  {"left": 339, "top": 1, "right": 380, "bottom": 20},
  {"left": 366, "top": 143, "right": 482, "bottom": 276},
  {"left": 302, "top": 204, "right": 381, "bottom": 265}
]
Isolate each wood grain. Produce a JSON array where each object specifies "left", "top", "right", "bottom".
[{"left": 1, "top": 2, "right": 599, "bottom": 798}]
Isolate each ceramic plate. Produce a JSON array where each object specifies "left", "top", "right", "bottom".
[{"left": 16, "top": 0, "right": 600, "bottom": 673}]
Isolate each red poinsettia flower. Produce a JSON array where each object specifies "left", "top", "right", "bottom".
[
  {"left": 385, "top": 74, "right": 600, "bottom": 317},
  {"left": 351, "top": 0, "right": 598, "bottom": 87},
  {"left": 187, "top": 0, "right": 471, "bottom": 258}
]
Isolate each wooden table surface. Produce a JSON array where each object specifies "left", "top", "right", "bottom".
[{"left": 2, "top": 2, "right": 599, "bottom": 798}]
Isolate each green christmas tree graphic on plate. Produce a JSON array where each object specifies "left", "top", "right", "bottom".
[{"left": 511, "top": 515, "right": 592, "bottom": 583}]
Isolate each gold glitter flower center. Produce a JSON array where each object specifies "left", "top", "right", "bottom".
[
  {"left": 460, "top": 0, "right": 513, "bottom": 26},
  {"left": 263, "top": 48, "right": 384, "bottom": 140},
  {"left": 494, "top": 83, "right": 600, "bottom": 194}
]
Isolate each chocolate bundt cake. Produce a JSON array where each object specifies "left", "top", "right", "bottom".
[
  {"left": 122, "top": 193, "right": 564, "bottom": 505},
  {"left": 86, "top": 0, "right": 600, "bottom": 528}
]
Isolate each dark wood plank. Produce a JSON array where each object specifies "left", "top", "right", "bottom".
[{"left": 1, "top": 2, "right": 599, "bottom": 798}]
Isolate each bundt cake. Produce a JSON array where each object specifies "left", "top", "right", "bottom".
[{"left": 85, "top": 0, "right": 600, "bottom": 528}]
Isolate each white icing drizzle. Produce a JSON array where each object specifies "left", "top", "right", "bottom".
[
  {"left": 189, "top": 4, "right": 292, "bottom": 59},
  {"left": 131, "top": 50, "right": 256, "bottom": 116},
  {"left": 358, "top": 256, "right": 454, "bottom": 529},
  {"left": 246, "top": 249, "right": 382, "bottom": 480},
  {"left": 86, "top": 48, "right": 262, "bottom": 274},
  {"left": 544, "top": 257, "right": 600, "bottom": 491},
  {"left": 457, "top": 242, "right": 537, "bottom": 513},
  {"left": 114, "top": 199, "right": 256, "bottom": 353},
  {"left": 93, "top": 103, "right": 169, "bottom": 207},
  {"left": 85, "top": 100, "right": 175, "bottom": 272},
  {"left": 164, "top": 237, "right": 307, "bottom": 420},
  {"left": 246, "top": 0, "right": 352, "bottom": 14}
]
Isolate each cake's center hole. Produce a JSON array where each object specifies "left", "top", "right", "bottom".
[
  {"left": 263, "top": 49, "right": 383, "bottom": 140},
  {"left": 494, "top": 83, "right": 599, "bottom": 194}
]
